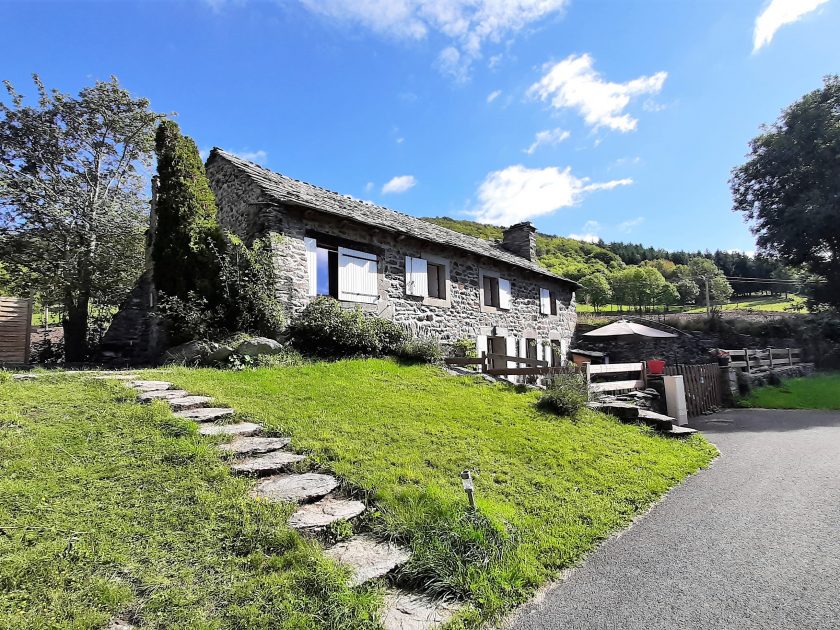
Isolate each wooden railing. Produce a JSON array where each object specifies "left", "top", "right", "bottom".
[
  {"left": 584, "top": 362, "right": 647, "bottom": 394},
  {"left": 445, "top": 352, "right": 570, "bottom": 377},
  {"left": 725, "top": 347, "right": 802, "bottom": 372}
]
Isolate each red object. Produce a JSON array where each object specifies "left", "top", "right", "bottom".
[{"left": 646, "top": 359, "right": 666, "bottom": 375}]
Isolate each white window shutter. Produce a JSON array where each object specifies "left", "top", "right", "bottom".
[
  {"left": 338, "top": 247, "right": 379, "bottom": 303},
  {"left": 540, "top": 288, "right": 551, "bottom": 314},
  {"left": 519, "top": 338, "right": 527, "bottom": 367},
  {"left": 536, "top": 340, "right": 544, "bottom": 363},
  {"left": 544, "top": 343, "right": 552, "bottom": 367},
  {"left": 405, "top": 256, "right": 428, "bottom": 297},
  {"left": 476, "top": 335, "right": 488, "bottom": 360},
  {"left": 505, "top": 336, "right": 517, "bottom": 369},
  {"left": 304, "top": 237, "right": 317, "bottom": 296},
  {"left": 499, "top": 278, "right": 512, "bottom": 310}
]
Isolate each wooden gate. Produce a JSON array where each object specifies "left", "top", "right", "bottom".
[
  {"left": 0, "top": 297, "right": 33, "bottom": 365},
  {"left": 664, "top": 363, "right": 722, "bottom": 418}
]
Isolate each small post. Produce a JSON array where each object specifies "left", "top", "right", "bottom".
[
  {"left": 480, "top": 350, "right": 487, "bottom": 373},
  {"left": 787, "top": 347, "right": 793, "bottom": 366},
  {"left": 744, "top": 348, "right": 750, "bottom": 373},
  {"left": 768, "top": 346, "right": 774, "bottom": 369},
  {"left": 460, "top": 470, "right": 476, "bottom": 511}
]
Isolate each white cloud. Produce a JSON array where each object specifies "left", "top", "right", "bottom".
[
  {"left": 582, "top": 220, "right": 601, "bottom": 232},
  {"left": 382, "top": 174, "right": 417, "bottom": 194},
  {"left": 753, "top": 0, "right": 829, "bottom": 52},
  {"left": 232, "top": 149, "right": 268, "bottom": 164},
  {"left": 364, "top": 181, "right": 375, "bottom": 193},
  {"left": 472, "top": 164, "right": 632, "bottom": 225},
  {"left": 396, "top": 137, "right": 405, "bottom": 144},
  {"left": 524, "top": 127, "right": 570, "bottom": 154},
  {"left": 299, "top": 0, "right": 568, "bottom": 80},
  {"left": 486, "top": 89, "right": 502, "bottom": 104},
  {"left": 528, "top": 53, "right": 667, "bottom": 132},
  {"left": 568, "top": 233, "right": 601, "bottom": 243},
  {"left": 618, "top": 216, "right": 644, "bottom": 232}
]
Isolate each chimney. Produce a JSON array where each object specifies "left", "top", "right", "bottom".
[{"left": 501, "top": 221, "right": 537, "bottom": 261}]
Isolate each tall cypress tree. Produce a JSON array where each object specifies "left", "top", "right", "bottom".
[{"left": 151, "top": 120, "right": 222, "bottom": 302}]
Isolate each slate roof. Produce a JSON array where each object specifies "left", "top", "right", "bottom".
[{"left": 209, "top": 148, "right": 579, "bottom": 288}]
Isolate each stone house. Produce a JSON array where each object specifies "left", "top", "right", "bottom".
[{"left": 206, "top": 149, "right": 579, "bottom": 366}]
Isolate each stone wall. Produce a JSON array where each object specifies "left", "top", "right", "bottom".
[{"left": 208, "top": 158, "right": 577, "bottom": 348}]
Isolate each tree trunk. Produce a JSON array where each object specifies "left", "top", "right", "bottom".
[{"left": 63, "top": 293, "right": 89, "bottom": 363}]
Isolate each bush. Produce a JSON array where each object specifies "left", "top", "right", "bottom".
[
  {"left": 538, "top": 372, "right": 588, "bottom": 417},
  {"left": 397, "top": 338, "right": 442, "bottom": 364},
  {"left": 287, "top": 297, "right": 408, "bottom": 358}
]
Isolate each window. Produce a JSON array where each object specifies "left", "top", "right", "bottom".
[
  {"left": 305, "top": 236, "right": 378, "bottom": 304},
  {"left": 427, "top": 262, "right": 446, "bottom": 299},
  {"left": 540, "top": 288, "right": 558, "bottom": 315},
  {"left": 483, "top": 275, "right": 500, "bottom": 308},
  {"left": 525, "top": 338, "right": 538, "bottom": 362}
]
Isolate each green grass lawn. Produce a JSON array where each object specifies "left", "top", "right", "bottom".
[
  {"left": 577, "top": 294, "right": 806, "bottom": 314},
  {"left": 746, "top": 372, "right": 840, "bottom": 409},
  {"left": 141, "top": 359, "right": 716, "bottom": 625}
]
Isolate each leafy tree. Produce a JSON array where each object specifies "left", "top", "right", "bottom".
[
  {"left": 685, "top": 257, "right": 733, "bottom": 304},
  {"left": 152, "top": 120, "right": 223, "bottom": 301},
  {"left": 609, "top": 266, "right": 668, "bottom": 312},
  {"left": 659, "top": 282, "right": 681, "bottom": 310},
  {"left": 642, "top": 258, "right": 677, "bottom": 279},
  {"left": 731, "top": 75, "right": 840, "bottom": 309},
  {"left": 673, "top": 273, "right": 700, "bottom": 305},
  {"left": 0, "top": 75, "right": 163, "bottom": 361},
  {"left": 578, "top": 273, "right": 612, "bottom": 313}
]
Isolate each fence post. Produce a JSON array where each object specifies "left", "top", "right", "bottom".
[
  {"left": 768, "top": 347, "right": 774, "bottom": 369},
  {"left": 744, "top": 348, "right": 750, "bottom": 373},
  {"left": 480, "top": 351, "right": 487, "bottom": 373},
  {"left": 787, "top": 347, "right": 793, "bottom": 367},
  {"left": 584, "top": 362, "right": 592, "bottom": 401}
]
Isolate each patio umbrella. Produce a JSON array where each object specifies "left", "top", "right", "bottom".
[{"left": 582, "top": 319, "right": 678, "bottom": 338}]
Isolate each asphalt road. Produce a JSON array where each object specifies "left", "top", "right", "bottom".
[{"left": 507, "top": 408, "right": 840, "bottom": 630}]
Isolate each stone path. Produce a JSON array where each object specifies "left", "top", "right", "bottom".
[{"left": 90, "top": 373, "right": 459, "bottom": 629}]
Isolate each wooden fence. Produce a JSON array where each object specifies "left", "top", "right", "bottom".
[
  {"left": 664, "top": 363, "right": 722, "bottom": 418},
  {"left": 0, "top": 297, "right": 33, "bottom": 365},
  {"left": 724, "top": 347, "right": 802, "bottom": 372},
  {"left": 584, "top": 362, "right": 647, "bottom": 394},
  {"left": 445, "top": 353, "right": 576, "bottom": 377}
]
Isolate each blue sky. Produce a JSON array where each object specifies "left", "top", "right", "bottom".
[{"left": 2, "top": 0, "right": 838, "bottom": 252}]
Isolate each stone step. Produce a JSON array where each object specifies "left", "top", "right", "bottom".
[
  {"left": 588, "top": 401, "right": 640, "bottom": 421},
  {"left": 288, "top": 497, "right": 366, "bottom": 530},
  {"left": 12, "top": 374, "right": 38, "bottom": 380},
  {"left": 250, "top": 473, "right": 339, "bottom": 503},
  {"left": 130, "top": 380, "right": 174, "bottom": 392},
  {"left": 662, "top": 425, "right": 698, "bottom": 438},
  {"left": 92, "top": 374, "right": 138, "bottom": 380},
  {"left": 168, "top": 396, "right": 214, "bottom": 411},
  {"left": 637, "top": 409, "right": 674, "bottom": 431},
  {"left": 219, "top": 436, "right": 291, "bottom": 456},
  {"left": 138, "top": 389, "right": 190, "bottom": 402},
  {"left": 198, "top": 422, "right": 262, "bottom": 437},
  {"left": 381, "top": 590, "right": 460, "bottom": 630},
  {"left": 175, "top": 407, "right": 235, "bottom": 422},
  {"left": 230, "top": 450, "right": 308, "bottom": 475},
  {"left": 324, "top": 534, "right": 411, "bottom": 586}
]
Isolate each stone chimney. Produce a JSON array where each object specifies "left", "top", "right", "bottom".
[{"left": 501, "top": 221, "right": 537, "bottom": 261}]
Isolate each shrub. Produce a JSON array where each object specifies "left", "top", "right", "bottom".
[
  {"left": 253, "top": 349, "right": 308, "bottom": 368},
  {"left": 287, "top": 297, "right": 408, "bottom": 358},
  {"left": 397, "top": 338, "right": 442, "bottom": 364},
  {"left": 451, "top": 338, "right": 477, "bottom": 358},
  {"left": 538, "top": 372, "right": 588, "bottom": 417}
]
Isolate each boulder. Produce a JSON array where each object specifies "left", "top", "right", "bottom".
[
  {"left": 235, "top": 336, "right": 282, "bottom": 357},
  {"left": 206, "top": 344, "right": 235, "bottom": 364},
  {"left": 162, "top": 340, "right": 219, "bottom": 365}
]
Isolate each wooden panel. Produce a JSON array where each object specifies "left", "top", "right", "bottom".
[
  {"left": 587, "top": 362, "right": 644, "bottom": 375},
  {"left": 665, "top": 363, "right": 722, "bottom": 418},
  {"left": 589, "top": 379, "right": 645, "bottom": 393},
  {"left": 0, "top": 297, "right": 32, "bottom": 364}
]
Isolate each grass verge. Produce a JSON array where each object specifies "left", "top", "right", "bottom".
[
  {"left": 141, "top": 359, "right": 717, "bottom": 625},
  {"left": 745, "top": 372, "right": 840, "bottom": 409}
]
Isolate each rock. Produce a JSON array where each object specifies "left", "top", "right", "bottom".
[
  {"left": 206, "top": 344, "right": 235, "bottom": 364},
  {"left": 138, "top": 389, "right": 190, "bottom": 401},
  {"left": 219, "top": 436, "right": 291, "bottom": 456},
  {"left": 288, "top": 497, "right": 366, "bottom": 529},
  {"left": 381, "top": 590, "right": 460, "bottom": 630},
  {"left": 130, "top": 380, "right": 174, "bottom": 392},
  {"left": 13, "top": 374, "right": 38, "bottom": 380},
  {"left": 230, "top": 450, "right": 307, "bottom": 475},
  {"left": 198, "top": 422, "right": 262, "bottom": 437},
  {"left": 107, "top": 619, "right": 134, "bottom": 630},
  {"left": 324, "top": 534, "right": 411, "bottom": 586},
  {"left": 175, "top": 407, "right": 235, "bottom": 422},
  {"left": 162, "top": 340, "right": 219, "bottom": 365},
  {"left": 92, "top": 374, "right": 137, "bottom": 380},
  {"left": 234, "top": 336, "right": 282, "bottom": 357},
  {"left": 168, "top": 396, "right": 213, "bottom": 411},
  {"left": 250, "top": 473, "right": 338, "bottom": 503}
]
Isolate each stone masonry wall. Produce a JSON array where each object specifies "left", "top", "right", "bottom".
[{"left": 208, "top": 158, "right": 577, "bottom": 348}]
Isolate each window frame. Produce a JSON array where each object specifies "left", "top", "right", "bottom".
[
  {"left": 479, "top": 269, "right": 511, "bottom": 312},
  {"left": 306, "top": 233, "right": 381, "bottom": 305}
]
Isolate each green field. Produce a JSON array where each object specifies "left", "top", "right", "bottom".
[
  {"left": 0, "top": 362, "right": 717, "bottom": 627},
  {"left": 746, "top": 372, "right": 840, "bottom": 410},
  {"left": 577, "top": 295, "right": 806, "bottom": 315}
]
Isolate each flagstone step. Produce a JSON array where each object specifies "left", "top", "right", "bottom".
[
  {"left": 138, "top": 389, "right": 191, "bottom": 402},
  {"left": 219, "top": 436, "right": 291, "bottom": 456},
  {"left": 168, "top": 396, "right": 214, "bottom": 411},
  {"left": 288, "top": 497, "right": 366, "bottom": 530},
  {"left": 663, "top": 425, "right": 698, "bottom": 438},
  {"left": 381, "top": 590, "right": 460, "bottom": 630},
  {"left": 637, "top": 409, "right": 675, "bottom": 431},
  {"left": 230, "top": 450, "right": 308, "bottom": 475},
  {"left": 93, "top": 374, "right": 138, "bottom": 380},
  {"left": 198, "top": 422, "right": 262, "bottom": 437},
  {"left": 130, "top": 380, "right": 174, "bottom": 392},
  {"left": 13, "top": 374, "right": 38, "bottom": 380},
  {"left": 250, "top": 473, "right": 339, "bottom": 503},
  {"left": 175, "top": 407, "right": 235, "bottom": 422},
  {"left": 324, "top": 534, "right": 411, "bottom": 586}
]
